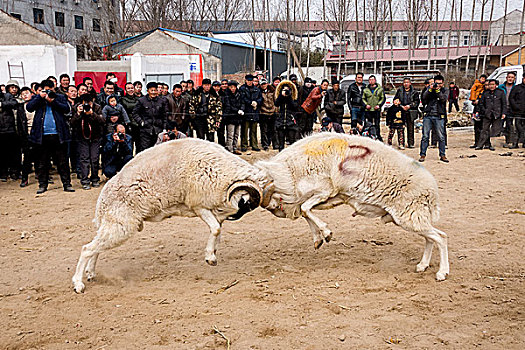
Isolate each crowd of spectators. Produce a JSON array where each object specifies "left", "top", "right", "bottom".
[{"left": 1, "top": 70, "right": 524, "bottom": 194}]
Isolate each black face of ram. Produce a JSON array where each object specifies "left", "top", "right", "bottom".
[{"left": 226, "top": 198, "right": 253, "bottom": 221}]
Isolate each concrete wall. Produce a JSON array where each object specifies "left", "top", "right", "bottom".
[
  {"left": 0, "top": 44, "right": 76, "bottom": 86},
  {"left": 77, "top": 60, "right": 131, "bottom": 79}
]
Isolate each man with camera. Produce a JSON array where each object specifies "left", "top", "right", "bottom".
[
  {"left": 419, "top": 75, "right": 449, "bottom": 163},
  {"left": 26, "top": 79, "right": 74, "bottom": 193},
  {"left": 321, "top": 117, "right": 344, "bottom": 133},
  {"left": 156, "top": 120, "right": 187, "bottom": 144},
  {"left": 71, "top": 94, "right": 105, "bottom": 190},
  {"left": 102, "top": 124, "right": 133, "bottom": 179}
]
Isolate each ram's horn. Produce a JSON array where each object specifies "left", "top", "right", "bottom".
[
  {"left": 227, "top": 180, "right": 262, "bottom": 210},
  {"left": 261, "top": 182, "right": 275, "bottom": 208}
]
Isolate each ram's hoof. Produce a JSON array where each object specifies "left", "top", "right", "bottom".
[
  {"left": 86, "top": 272, "right": 96, "bottom": 282},
  {"left": 324, "top": 232, "right": 333, "bottom": 243},
  {"left": 73, "top": 282, "right": 85, "bottom": 294},
  {"left": 206, "top": 258, "right": 218, "bottom": 266},
  {"left": 436, "top": 271, "right": 448, "bottom": 281},
  {"left": 416, "top": 263, "right": 429, "bottom": 273},
  {"left": 314, "top": 240, "right": 324, "bottom": 250}
]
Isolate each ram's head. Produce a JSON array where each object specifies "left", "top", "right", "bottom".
[{"left": 225, "top": 180, "right": 262, "bottom": 220}]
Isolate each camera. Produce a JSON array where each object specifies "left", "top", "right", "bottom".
[
  {"left": 82, "top": 103, "right": 91, "bottom": 112},
  {"left": 117, "top": 132, "right": 125, "bottom": 141},
  {"left": 43, "top": 89, "right": 57, "bottom": 99},
  {"left": 283, "top": 87, "right": 291, "bottom": 96},
  {"left": 432, "top": 83, "right": 439, "bottom": 90},
  {"left": 321, "top": 126, "right": 328, "bottom": 132},
  {"left": 167, "top": 131, "right": 177, "bottom": 140}
]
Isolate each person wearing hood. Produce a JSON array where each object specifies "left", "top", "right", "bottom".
[
  {"left": 394, "top": 77, "right": 420, "bottom": 148},
  {"left": 188, "top": 78, "right": 222, "bottom": 141},
  {"left": 132, "top": 82, "right": 169, "bottom": 152},
  {"left": 1, "top": 79, "right": 26, "bottom": 182},
  {"left": 71, "top": 94, "right": 105, "bottom": 190},
  {"left": 102, "top": 95, "right": 130, "bottom": 135},
  {"left": 223, "top": 80, "right": 245, "bottom": 154},
  {"left": 97, "top": 81, "right": 116, "bottom": 109},
  {"left": 324, "top": 79, "right": 346, "bottom": 125},
  {"left": 274, "top": 80, "right": 299, "bottom": 151},
  {"left": 239, "top": 74, "right": 262, "bottom": 151}
]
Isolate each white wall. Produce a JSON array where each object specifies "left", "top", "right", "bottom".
[{"left": 0, "top": 44, "right": 76, "bottom": 86}]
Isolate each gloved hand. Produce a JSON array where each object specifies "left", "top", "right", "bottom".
[{"left": 238, "top": 110, "right": 244, "bottom": 115}]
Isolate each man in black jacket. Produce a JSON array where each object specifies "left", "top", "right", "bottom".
[
  {"left": 394, "top": 77, "right": 420, "bottom": 148},
  {"left": 324, "top": 80, "right": 346, "bottom": 125},
  {"left": 297, "top": 77, "right": 315, "bottom": 139},
  {"left": 239, "top": 75, "right": 262, "bottom": 151},
  {"left": 26, "top": 79, "right": 74, "bottom": 193},
  {"left": 347, "top": 72, "right": 366, "bottom": 127},
  {"left": 419, "top": 75, "right": 449, "bottom": 163},
  {"left": 476, "top": 79, "right": 507, "bottom": 151},
  {"left": 0, "top": 87, "right": 25, "bottom": 182},
  {"left": 132, "top": 82, "right": 168, "bottom": 153},
  {"left": 102, "top": 124, "right": 133, "bottom": 178},
  {"left": 509, "top": 75, "right": 525, "bottom": 148}
]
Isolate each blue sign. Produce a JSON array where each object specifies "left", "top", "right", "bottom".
[{"left": 189, "top": 62, "right": 197, "bottom": 72}]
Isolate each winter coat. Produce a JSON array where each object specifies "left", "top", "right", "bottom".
[
  {"left": 448, "top": 86, "right": 460, "bottom": 100},
  {"left": 223, "top": 89, "right": 245, "bottom": 125},
  {"left": 239, "top": 84, "right": 262, "bottom": 122},
  {"left": 132, "top": 94, "right": 168, "bottom": 135},
  {"left": 0, "top": 92, "right": 26, "bottom": 136},
  {"left": 509, "top": 83, "right": 525, "bottom": 116},
  {"left": 298, "top": 85, "right": 314, "bottom": 106},
  {"left": 362, "top": 84, "right": 385, "bottom": 110},
  {"left": 470, "top": 79, "right": 484, "bottom": 101},
  {"left": 479, "top": 89, "right": 507, "bottom": 119},
  {"left": 421, "top": 87, "right": 448, "bottom": 117},
  {"left": 166, "top": 93, "right": 189, "bottom": 130},
  {"left": 322, "top": 122, "right": 345, "bottom": 133},
  {"left": 324, "top": 88, "right": 346, "bottom": 116},
  {"left": 301, "top": 86, "right": 325, "bottom": 114},
  {"left": 394, "top": 86, "right": 420, "bottom": 121},
  {"left": 26, "top": 94, "right": 71, "bottom": 144},
  {"left": 102, "top": 103, "right": 130, "bottom": 124},
  {"left": 347, "top": 82, "right": 366, "bottom": 109},
  {"left": 274, "top": 80, "right": 299, "bottom": 129},
  {"left": 101, "top": 132, "right": 133, "bottom": 167},
  {"left": 120, "top": 94, "right": 138, "bottom": 122},
  {"left": 498, "top": 82, "right": 516, "bottom": 109},
  {"left": 260, "top": 85, "right": 277, "bottom": 115},
  {"left": 97, "top": 91, "right": 117, "bottom": 108},
  {"left": 188, "top": 87, "right": 222, "bottom": 132},
  {"left": 71, "top": 102, "right": 105, "bottom": 140},
  {"left": 386, "top": 105, "right": 406, "bottom": 129}
]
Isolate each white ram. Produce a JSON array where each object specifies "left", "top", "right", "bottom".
[
  {"left": 72, "top": 138, "right": 268, "bottom": 293},
  {"left": 256, "top": 133, "right": 449, "bottom": 280}
]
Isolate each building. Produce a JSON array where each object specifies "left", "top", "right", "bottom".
[
  {"left": 0, "top": 10, "right": 76, "bottom": 86},
  {"left": 80, "top": 28, "right": 286, "bottom": 89},
  {"left": 0, "top": 0, "right": 120, "bottom": 59}
]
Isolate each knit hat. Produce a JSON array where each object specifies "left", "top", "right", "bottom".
[
  {"left": 245, "top": 74, "right": 254, "bottom": 81},
  {"left": 202, "top": 78, "right": 212, "bottom": 85}
]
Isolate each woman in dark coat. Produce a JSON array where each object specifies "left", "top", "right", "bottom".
[{"left": 274, "top": 80, "right": 299, "bottom": 151}]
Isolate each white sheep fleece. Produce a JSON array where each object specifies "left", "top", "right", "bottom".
[
  {"left": 256, "top": 132, "right": 449, "bottom": 280},
  {"left": 72, "top": 138, "right": 267, "bottom": 293}
]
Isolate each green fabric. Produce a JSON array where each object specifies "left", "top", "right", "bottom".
[{"left": 362, "top": 84, "right": 385, "bottom": 108}]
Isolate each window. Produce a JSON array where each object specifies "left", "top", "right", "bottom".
[
  {"left": 418, "top": 35, "right": 428, "bottom": 46},
  {"left": 357, "top": 32, "right": 366, "bottom": 47},
  {"left": 74, "top": 15, "right": 83, "bottom": 30},
  {"left": 109, "top": 20, "right": 115, "bottom": 34},
  {"left": 33, "top": 8, "right": 44, "bottom": 24},
  {"left": 463, "top": 35, "right": 470, "bottom": 46},
  {"left": 387, "top": 36, "right": 397, "bottom": 47},
  {"left": 433, "top": 35, "right": 443, "bottom": 46},
  {"left": 55, "top": 12, "right": 64, "bottom": 27},
  {"left": 277, "top": 37, "right": 287, "bottom": 51},
  {"left": 450, "top": 35, "right": 458, "bottom": 46},
  {"left": 93, "top": 18, "right": 101, "bottom": 32},
  {"left": 403, "top": 35, "right": 408, "bottom": 46},
  {"left": 374, "top": 35, "right": 382, "bottom": 47},
  {"left": 481, "top": 30, "right": 488, "bottom": 45},
  {"left": 10, "top": 13, "right": 21, "bottom": 20}
]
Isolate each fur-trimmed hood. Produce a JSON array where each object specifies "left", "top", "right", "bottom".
[{"left": 275, "top": 80, "right": 298, "bottom": 100}]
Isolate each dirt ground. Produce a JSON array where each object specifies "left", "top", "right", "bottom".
[{"left": 0, "top": 130, "right": 524, "bottom": 349}]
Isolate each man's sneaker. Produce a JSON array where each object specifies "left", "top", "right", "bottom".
[
  {"left": 91, "top": 180, "right": 100, "bottom": 188},
  {"left": 475, "top": 147, "right": 483, "bottom": 150},
  {"left": 440, "top": 156, "right": 449, "bottom": 163},
  {"left": 36, "top": 187, "right": 47, "bottom": 194},
  {"left": 418, "top": 155, "right": 426, "bottom": 162},
  {"left": 489, "top": 146, "right": 495, "bottom": 151},
  {"left": 399, "top": 145, "right": 405, "bottom": 150},
  {"left": 82, "top": 184, "right": 91, "bottom": 190},
  {"left": 407, "top": 145, "right": 415, "bottom": 148},
  {"left": 64, "top": 185, "right": 75, "bottom": 192},
  {"left": 20, "top": 180, "right": 28, "bottom": 188}
]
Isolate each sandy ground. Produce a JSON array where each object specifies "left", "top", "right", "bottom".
[{"left": 0, "top": 130, "right": 524, "bottom": 349}]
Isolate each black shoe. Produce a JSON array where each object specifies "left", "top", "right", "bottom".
[
  {"left": 20, "top": 180, "right": 28, "bottom": 188},
  {"left": 0, "top": 177, "right": 7, "bottom": 182},
  {"left": 10, "top": 173, "right": 19, "bottom": 180},
  {"left": 263, "top": 147, "right": 269, "bottom": 151},
  {"left": 418, "top": 155, "right": 425, "bottom": 162},
  {"left": 91, "top": 180, "right": 100, "bottom": 188},
  {"left": 407, "top": 145, "right": 415, "bottom": 149},
  {"left": 252, "top": 148, "right": 261, "bottom": 152},
  {"left": 241, "top": 148, "right": 247, "bottom": 152},
  {"left": 233, "top": 150, "right": 242, "bottom": 155},
  {"left": 63, "top": 185, "right": 75, "bottom": 192},
  {"left": 469, "top": 145, "right": 477, "bottom": 149},
  {"left": 475, "top": 147, "right": 483, "bottom": 150},
  {"left": 82, "top": 184, "right": 91, "bottom": 190},
  {"left": 489, "top": 146, "right": 495, "bottom": 151},
  {"left": 440, "top": 156, "right": 449, "bottom": 163},
  {"left": 36, "top": 187, "right": 47, "bottom": 194}
]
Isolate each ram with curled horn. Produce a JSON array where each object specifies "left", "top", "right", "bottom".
[{"left": 72, "top": 139, "right": 269, "bottom": 293}]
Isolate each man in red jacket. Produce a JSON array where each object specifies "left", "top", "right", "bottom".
[
  {"left": 448, "top": 82, "right": 460, "bottom": 113},
  {"left": 301, "top": 79, "right": 329, "bottom": 136}
]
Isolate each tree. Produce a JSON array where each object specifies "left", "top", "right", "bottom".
[{"left": 464, "top": 0, "right": 477, "bottom": 77}]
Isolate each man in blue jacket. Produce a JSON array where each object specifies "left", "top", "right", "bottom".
[
  {"left": 239, "top": 74, "right": 262, "bottom": 152},
  {"left": 26, "top": 79, "right": 74, "bottom": 194}
]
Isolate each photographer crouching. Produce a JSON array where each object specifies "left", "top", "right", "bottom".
[
  {"left": 101, "top": 124, "right": 133, "bottom": 179},
  {"left": 419, "top": 74, "right": 449, "bottom": 163},
  {"left": 71, "top": 94, "right": 105, "bottom": 190}
]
